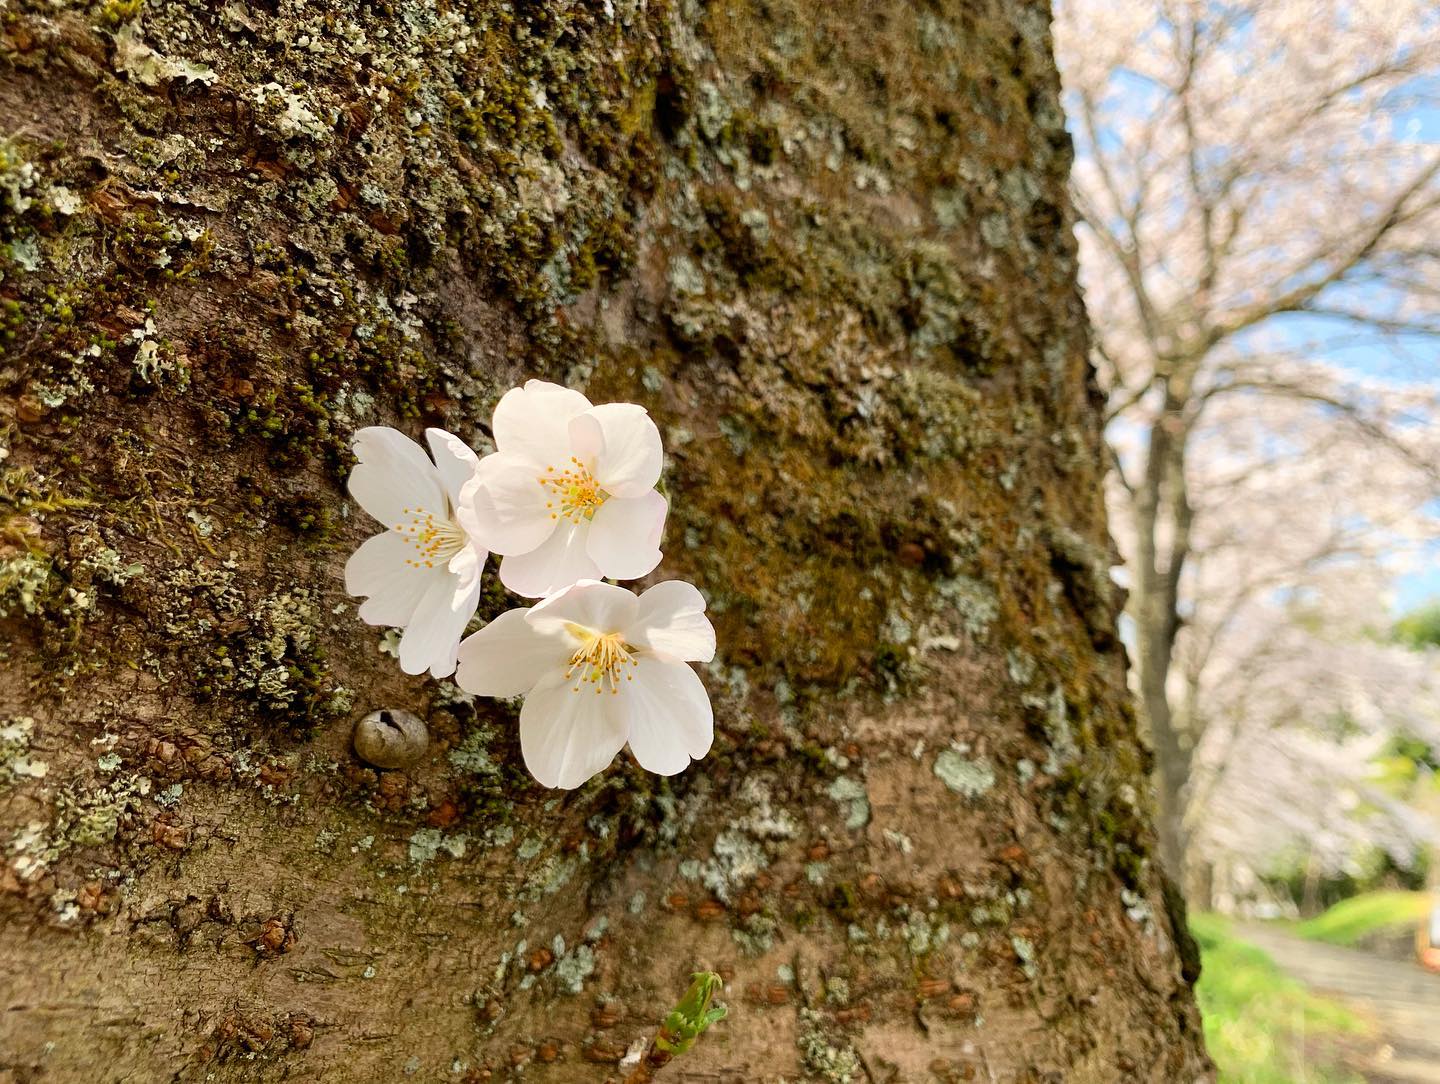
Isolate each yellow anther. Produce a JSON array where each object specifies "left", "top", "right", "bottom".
[
  {"left": 537, "top": 460, "right": 607, "bottom": 524},
  {"left": 393, "top": 505, "right": 467, "bottom": 566},
  {"left": 565, "top": 630, "right": 637, "bottom": 695}
]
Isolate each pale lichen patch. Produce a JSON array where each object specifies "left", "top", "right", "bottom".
[{"left": 934, "top": 746, "right": 996, "bottom": 799}]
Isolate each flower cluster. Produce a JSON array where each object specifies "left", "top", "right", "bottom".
[{"left": 344, "top": 380, "right": 715, "bottom": 789}]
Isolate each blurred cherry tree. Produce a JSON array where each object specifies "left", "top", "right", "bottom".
[{"left": 1055, "top": 0, "right": 1440, "bottom": 893}]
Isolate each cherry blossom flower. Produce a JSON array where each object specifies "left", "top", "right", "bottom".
[
  {"left": 458, "top": 380, "right": 667, "bottom": 598},
  {"left": 454, "top": 579, "right": 715, "bottom": 789},
  {"left": 344, "top": 427, "right": 486, "bottom": 678}
]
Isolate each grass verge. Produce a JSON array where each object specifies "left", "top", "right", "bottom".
[
  {"left": 1295, "top": 890, "right": 1432, "bottom": 947},
  {"left": 1191, "top": 913, "right": 1372, "bottom": 1084}
]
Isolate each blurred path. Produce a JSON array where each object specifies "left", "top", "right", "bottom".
[{"left": 1236, "top": 922, "right": 1440, "bottom": 1083}]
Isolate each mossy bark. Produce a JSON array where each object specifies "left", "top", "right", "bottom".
[{"left": 0, "top": 1, "right": 1210, "bottom": 1080}]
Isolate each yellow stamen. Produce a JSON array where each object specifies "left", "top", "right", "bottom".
[
  {"left": 537, "top": 460, "right": 607, "bottom": 524},
  {"left": 394, "top": 505, "right": 467, "bottom": 567},
  {"left": 565, "top": 627, "right": 637, "bottom": 695}
]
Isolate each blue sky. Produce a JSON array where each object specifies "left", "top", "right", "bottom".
[{"left": 1397, "top": 567, "right": 1439, "bottom": 612}]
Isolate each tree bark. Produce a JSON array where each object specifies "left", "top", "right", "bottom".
[{"left": 0, "top": 1, "right": 1210, "bottom": 1081}]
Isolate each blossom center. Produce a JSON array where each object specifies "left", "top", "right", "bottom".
[
  {"left": 539, "top": 457, "right": 607, "bottom": 523},
  {"left": 565, "top": 626, "right": 637, "bottom": 695},
  {"left": 394, "top": 506, "right": 467, "bottom": 569}
]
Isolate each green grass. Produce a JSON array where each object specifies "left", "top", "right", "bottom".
[
  {"left": 1191, "top": 913, "right": 1371, "bottom": 1084},
  {"left": 1295, "top": 890, "right": 1432, "bottom": 947}
]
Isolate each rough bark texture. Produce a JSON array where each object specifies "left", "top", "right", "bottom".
[{"left": 0, "top": 1, "right": 1211, "bottom": 1081}]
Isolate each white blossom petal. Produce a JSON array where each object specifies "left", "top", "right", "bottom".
[
  {"left": 458, "top": 453, "right": 557, "bottom": 556},
  {"left": 346, "top": 531, "right": 435, "bottom": 627},
  {"left": 447, "top": 541, "right": 487, "bottom": 598},
  {"left": 492, "top": 380, "right": 593, "bottom": 468},
  {"left": 499, "top": 519, "right": 602, "bottom": 599},
  {"left": 628, "top": 580, "right": 716, "bottom": 663},
  {"left": 586, "top": 491, "right": 666, "bottom": 581},
  {"left": 348, "top": 427, "right": 447, "bottom": 527},
  {"left": 567, "top": 409, "right": 605, "bottom": 464},
  {"left": 622, "top": 657, "right": 713, "bottom": 776},
  {"left": 520, "top": 669, "right": 629, "bottom": 789},
  {"left": 527, "top": 579, "right": 639, "bottom": 637},
  {"left": 424, "top": 427, "right": 481, "bottom": 505},
  {"left": 573, "top": 403, "right": 663, "bottom": 498},
  {"left": 455, "top": 607, "right": 569, "bottom": 698},
  {"left": 398, "top": 575, "right": 479, "bottom": 678}
]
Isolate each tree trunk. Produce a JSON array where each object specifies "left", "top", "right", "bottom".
[
  {"left": 0, "top": 1, "right": 1210, "bottom": 1081},
  {"left": 1141, "top": 668, "right": 1190, "bottom": 880},
  {"left": 1130, "top": 399, "right": 1194, "bottom": 880}
]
